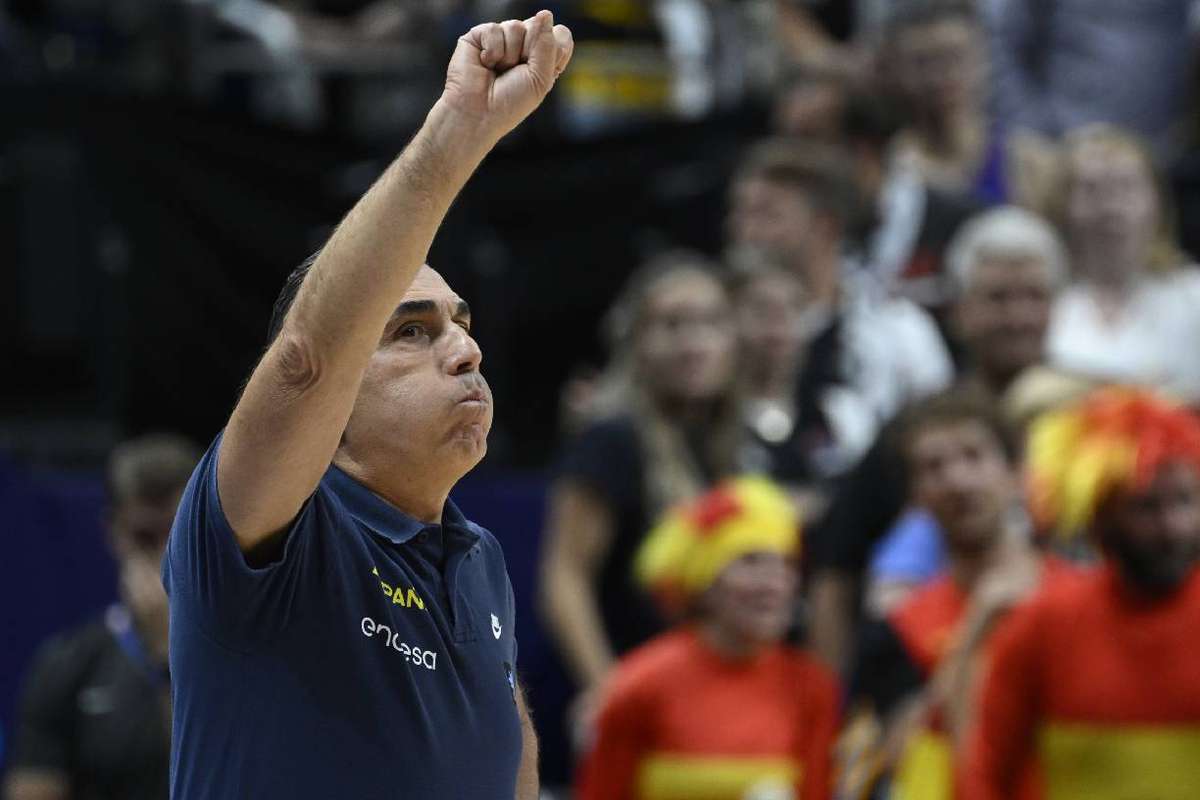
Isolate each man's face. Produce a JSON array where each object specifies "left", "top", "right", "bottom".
[
  {"left": 894, "top": 18, "right": 983, "bottom": 117},
  {"left": 954, "top": 255, "right": 1054, "bottom": 381},
  {"left": 637, "top": 270, "right": 736, "bottom": 405},
  {"left": 1099, "top": 462, "right": 1200, "bottom": 596},
  {"left": 703, "top": 551, "right": 798, "bottom": 647},
  {"left": 342, "top": 266, "right": 491, "bottom": 481},
  {"left": 909, "top": 419, "right": 1015, "bottom": 553},
  {"left": 728, "top": 177, "right": 819, "bottom": 273}
]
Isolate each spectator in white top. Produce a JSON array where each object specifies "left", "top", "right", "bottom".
[
  {"left": 1045, "top": 124, "right": 1200, "bottom": 403},
  {"left": 726, "top": 138, "right": 954, "bottom": 429}
]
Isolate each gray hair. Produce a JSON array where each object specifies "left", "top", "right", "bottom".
[{"left": 946, "top": 206, "right": 1068, "bottom": 295}]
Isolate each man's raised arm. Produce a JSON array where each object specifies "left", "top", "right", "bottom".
[{"left": 218, "top": 11, "right": 573, "bottom": 552}]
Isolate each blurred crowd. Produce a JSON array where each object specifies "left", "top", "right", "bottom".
[{"left": 7, "top": 1, "right": 1200, "bottom": 799}]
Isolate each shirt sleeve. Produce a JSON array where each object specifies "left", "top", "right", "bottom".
[
  {"left": 163, "top": 432, "right": 333, "bottom": 649},
  {"left": 575, "top": 669, "right": 654, "bottom": 800},
  {"left": 849, "top": 619, "right": 925, "bottom": 720},
  {"left": 960, "top": 601, "right": 1043, "bottom": 800},
  {"left": 7, "top": 636, "right": 82, "bottom": 775}
]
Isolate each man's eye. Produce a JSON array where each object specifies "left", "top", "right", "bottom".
[{"left": 398, "top": 324, "right": 425, "bottom": 339}]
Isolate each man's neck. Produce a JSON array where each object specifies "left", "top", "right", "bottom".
[
  {"left": 658, "top": 395, "right": 718, "bottom": 427},
  {"left": 334, "top": 453, "right": 452, "bottom": 524},
  {"left": 947, "top": 535, "right": 1010, "bottom": 591}
]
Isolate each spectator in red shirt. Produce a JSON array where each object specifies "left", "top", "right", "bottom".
[
  {"left": 964, "top": 388, "right": 1200, "bottom": 800},
  {"left": 848, "top": 388, "right": 1064, "bottom": 800},
  {"left": 576, "top": 477, "right": 839, "bottom": 800}
]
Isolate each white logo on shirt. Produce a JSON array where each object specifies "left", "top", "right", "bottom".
[
  {"left": 491, "top": 613, "right": 502, "bottom": 639},
  {"left": 361, "top": 617, "right": 438, "bottom": 670}
]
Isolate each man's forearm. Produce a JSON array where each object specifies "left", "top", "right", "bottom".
[{"left": 286, "top": 103, "right": 494, "bottom": 369}]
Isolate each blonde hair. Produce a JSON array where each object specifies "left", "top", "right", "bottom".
[
  {"left": 1045, "top": 124, "right": 1185, "bottom": 273},
  {"left": 593, "top": 252, "right": 743, "bottom": 514}
]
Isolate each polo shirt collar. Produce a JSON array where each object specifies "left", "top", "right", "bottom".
[{"left": 327, "top": 464, "right": 476, "bottom": 546}]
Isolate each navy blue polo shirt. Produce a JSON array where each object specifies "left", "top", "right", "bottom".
[{"left": 163, "top": 435, "right": 522, "bottom": 799}]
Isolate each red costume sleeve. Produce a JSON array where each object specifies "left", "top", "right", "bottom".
[
  {"left": 960, "top": 600, "right": 1043, "bottom": 800},
  {"left": 799, "top": 662, "right": 841, "bottom": 800},
  {"left": 575, "top": 674, "right": 654, "bottom": 800}
]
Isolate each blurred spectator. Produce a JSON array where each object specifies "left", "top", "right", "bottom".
[
  {"left": 727, "top": 138, "right": 953, "bottom": 430},
  {"left": 730, "top": 261, "right": 875, "bottom": 499},
  {"left": 773, "top": 0, "right": 872, "bottom": 77},
  {"left": 965, "top": 389, "right": 1200, "bottom": 799},
  {"left": 772, "top": 65, "right": 849, "bottom": 141},
  {"left": 4, "top": 434, "right": 199, "bottom": 800},
  {"left": 882, "top": 0, "right": 1009, "bottom": 203},
  {"left": 806, "top": 206, "right": 1067, "bottom": 671},
  {"left": 984, "top": 0, "right": 1196, "bottom": 157},
  {"left": 1045, "top": 124, "right": 1200, "bottom": 404},
  {"left": 841, "top": 88, "right": 980, "bottom": 321},
  {"left": 576, "top": 477, "right": 839, "bottom": 800},
  {"left": 539, "top": 253, "right": 741, "bottom": 730},
  {"left": 847, "top": 390, "right": 1057, "bottom": 800}
]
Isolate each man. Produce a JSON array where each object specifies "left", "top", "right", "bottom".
[
  {"left": 726, "top": 138, "right": 953, "bottom": 430},
  {"left": 849, "top": 389, "right": 1052, "bottom": 799},
  {"left": 163, "top": 12, "right": 573, "bottom": 799},
  {"left": 964, "top": 389, "right": 1200, "bottom": 800},
  {"left": 806, "top": 205, "right": 1067, "bottom": 671},
  {"left": 6, "top": 435, "right": 199, "bottom": 800},
  {"left": 840, "top": 88, "right": 980, "bottom": 327}
]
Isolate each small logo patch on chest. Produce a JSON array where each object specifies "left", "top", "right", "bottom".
[{"left": 491, "top": 613, "right": 502, "bottom": 639}]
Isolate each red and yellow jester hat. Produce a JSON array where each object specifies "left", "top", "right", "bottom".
[
  {"left": 634, "top": 476, "right": 800, "bottom": 612},
  {"left": 1026, "top": 387, "right": 1200, "bottom": 537}
]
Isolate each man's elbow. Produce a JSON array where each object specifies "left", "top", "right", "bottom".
[{"left": 270, "top": 331, "right": 325, "bottom": 394}]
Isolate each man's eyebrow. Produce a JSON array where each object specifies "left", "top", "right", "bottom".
[
  {"left": 393, "top": 300, "right": 438, "bottom": 317},
  {"left": 454, "top": 300, "right": 471, "bottom": 320}
]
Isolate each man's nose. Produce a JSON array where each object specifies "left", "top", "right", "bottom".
[{"left": 444, "top": 327, "right": 483, "bottom": 376}]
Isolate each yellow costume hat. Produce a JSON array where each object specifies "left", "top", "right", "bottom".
[
  {"left": 1027, "top": 387, "right": 1200, "bottom": 537},
  {"left": 635, "top": 476, "right": 800, "bottom": 611}
]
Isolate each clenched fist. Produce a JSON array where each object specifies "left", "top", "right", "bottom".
[{"left": 441, "top": 10, "right": 574, "bottom": 142}]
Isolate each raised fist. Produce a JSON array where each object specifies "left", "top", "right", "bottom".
[{"left": 441, "top": 10, "right": 574, "bottom": 142}]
